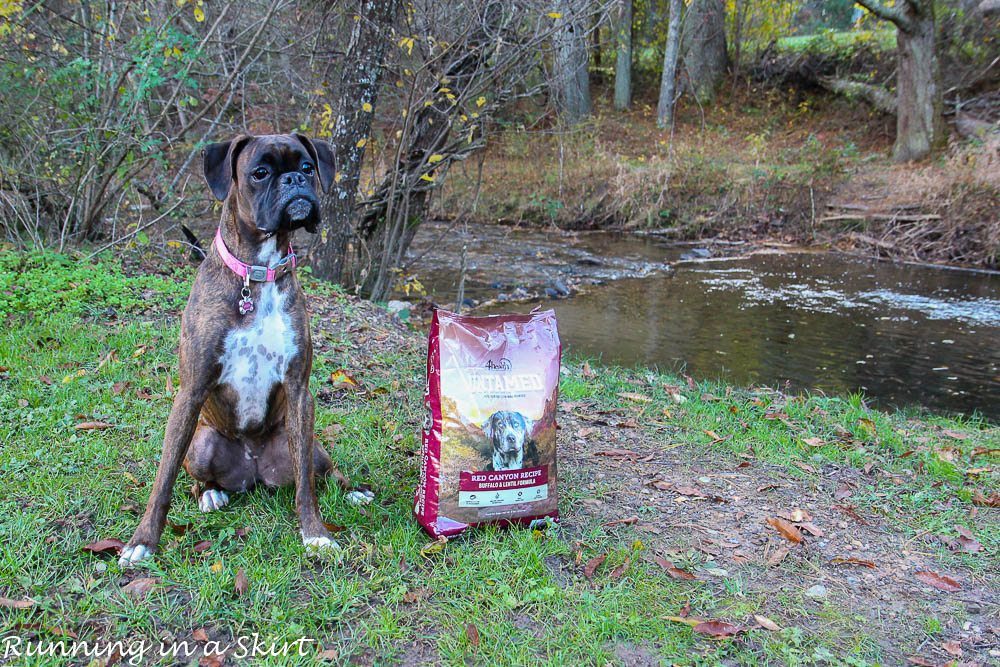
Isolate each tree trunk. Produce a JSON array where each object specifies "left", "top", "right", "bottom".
[
  {"left": 893, "top": 2, "right": 943, "bottom": 162},
  {"left": 681, "top": 0, "right": 728, "bottom": 104},
  {"left": 613, "top": 0, "right": 633, "bottom": 111},
  {"left": 856, "top": 0, "right": 943, "bottom": 162},
  {"left": 308, "top": 0, "right": 400, "bottom": 282},
  {"left": 553, "top": 0, "right": 593, "bottom": 122},
  {"left": 656, "top": 0, "right": 683, "bottom": 128}
]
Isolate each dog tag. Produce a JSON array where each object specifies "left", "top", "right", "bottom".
[{"left": 239, "top": 285, "right": 254, "bottom": 315}]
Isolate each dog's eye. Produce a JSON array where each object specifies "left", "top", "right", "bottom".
[
  {"left": 300, "top": 162, "right": 314, "bottom": 175},
  {"left": 251, "top": 167, "right": 269, "bottom": 181}
]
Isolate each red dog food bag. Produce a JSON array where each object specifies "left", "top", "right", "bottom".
[{"left": 415, "top": 308, "right": 561, "bottom": 538}]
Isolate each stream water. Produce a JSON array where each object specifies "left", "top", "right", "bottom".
[{"left": 407, "top": 222, "right": 1000, "bottom": 421}]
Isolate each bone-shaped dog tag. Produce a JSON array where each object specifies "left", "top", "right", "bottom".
[{"left": 239, "top": 282, "right": 254, "bottom": 315}]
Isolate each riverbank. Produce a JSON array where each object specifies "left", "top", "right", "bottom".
[
  {"left": 437, "top": 86, "right": 1000, "bottom": 270},
  {"left": 1, "top": 252, "right": 997, "bottom": 665}
]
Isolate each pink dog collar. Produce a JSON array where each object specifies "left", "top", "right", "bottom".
[
  {"left": 214, "top": 227, "right": 296, "bottom": 283},
  {"left": 214, "top": 227, "right": 296, "bottom": 315}
]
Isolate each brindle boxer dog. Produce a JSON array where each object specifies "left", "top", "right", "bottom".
[{"left": 120, "top": 134, "right": 370, "bottom": 567}]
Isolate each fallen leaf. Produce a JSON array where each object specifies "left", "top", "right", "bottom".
[
  {"left": 323, "top": 522, "right": 347, "bottom": 533},
  {"left": 17, "top": 398, "right": 28, "bottom": 407},
  {"left": 577, "top": 427, "right": 597, "bottom": 438},
  {"left": 971, "top": 447, "right": 1000, "bottom": 457},
  {"left": 111, "top": 381, "right": 129, "bottom": 394},
  {"left": 907, "top": 658, "right": 935, "bottom": 666},
  {"left": 75, "top": 421, "right": 113, "bottom": 430},
  {"left": 402, "top": 587, "right": 432, "bottom": 604},
  {"left": 858, "top": 417, "right": 877, "bottom": 436},
  {"left": 766, "top": 517, "right": 803, "bottom": 544},
  {"left": 653, "top": 556, "right": 698, "bottom": 580},
  {"left": 581, "top": 361, "right": 596, "bottom": 378},
  {"left": 802, "top": 437, "right": 825, "bottom": 447},
  {"left": 793, "top": 461, "right": 817, "bottom": 474},
  {"left": 465, "top": 623, "right": 480, "bottom": 648},
  {"left": 122, "top": 577, "right": 158, "bottom": 598},
  {"left": 971, "top": 490, "right": 1000, "bottom": 507},
  {"left": 650, "top": 480, "right": 673, "bottom": 490},
  {"left": 317, "top": 648, "right": 339, "bottom": 661},
  {"left": 609, "top": 557, "right": 631, "bottom": 580},
  {"left": 941, "top": 640, "right": 962, "bottom": 657},
  {"left": 210, "top": 560, "right": 223, "bottom": 574},
  {"left": 832, "top": 504, "right": 868, "bottom": 525},
  {"left": 767, "top": 546, "right": 790, "bottom": 566},
  {"left": 234, "top": 569, "right": 249, "bottom": 596},
  {"left": 914, "top": 570, "right": 961, "bottom": 593},
  {"left": 193, "top": 540, "right": 212, "bottom": 553},
  {"left": 82, "top": 538, "right": 125, "bottom": 555},
  {"left": 754, "top": 615, "right": 780, "bottom": 631},
  {"left": 583, "top": 553, "right": 606, "bottom": 580},
  {"left": 193, "top": 628, "right": 209, "bottom": 642},
  {"left": 665, "top": 615, "right": 702, "bottom": 627},
  {"left": 798, "top": 521, "right": 824, "bottom": 537},
  {"left": 942, "top": 429, "right": 968, "bottom": 440},
  {"left": 419, "top": 535, "right": 448, "bottom": 558},
  {"left": 593, "top": 449, "right": 641, "bottom": 459},
  {"left": 830, "top": 557, "right": 876, "bottom": 569},
  {"left": 693, "top": 620, "right": 743, "bottom": 638},
  {"left": 39, "top": 375, "right": 53, "bottom": 385},
  {"left": 617, "top": 392, "right": 651, "bottom": 403},
  {"left": 604, "top": 516, "right": 639, "bottom": 527},
  {"left": 834, "top": 482, "right": 853, "bottom": 500},
  {"left": 0, "top": 596, "right": 35, "bottom": 609},
  {"left": 329, "top": 369, "right": 360, "bottom": 390},
  {"left": 199, "top": 654, "right": 225, "bottom": 667}
]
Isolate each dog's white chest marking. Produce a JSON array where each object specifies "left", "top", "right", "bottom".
[{"left": 219, "top": 281, "right": 296, "bottom": 431}]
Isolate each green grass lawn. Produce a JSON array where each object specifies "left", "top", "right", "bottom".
[
  {"left": 1, "top": 251, "right": 997, "bottom": 665},
  {"left": 776, "top": 30, "right": 897, "bottom": 55}
]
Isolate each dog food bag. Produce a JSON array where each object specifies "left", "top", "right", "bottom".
[{"left": 414, "top": 308, "right": 560, "bottom": 538}]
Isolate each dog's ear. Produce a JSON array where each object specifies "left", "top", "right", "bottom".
[
  {"left": 203, "top": 135, "right": 253, "bottom": 201},
  {"left": 294, "top": 134, "right": 335, "bottom": 193}
]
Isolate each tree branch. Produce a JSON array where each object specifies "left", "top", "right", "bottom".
[{"left": 855, "top": 0, "right": 914, "bottom": 32}]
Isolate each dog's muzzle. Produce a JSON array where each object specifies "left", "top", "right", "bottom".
[{"left": 286, "top": 197, "right": 312, "bottom": 222}]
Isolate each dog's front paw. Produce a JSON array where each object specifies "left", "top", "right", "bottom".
[
  {"left": 301, "top": 533, "right": 341, "bottom": 558},
  {"left": 345, "top": 489, "right": 375, "bottom": 506},
  {"left": 198, "top": 489, "right": 230, "bottom": 512},
  {"left": 118, "top": 543, "right": 153, "bottom": 568}
]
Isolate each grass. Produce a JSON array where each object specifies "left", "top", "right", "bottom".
[
  {"left": 1, "top": 252, "right": 997, "bottom": 665},
  {"left": 775, "top": 30, "right": 896, "bottom": 55}
]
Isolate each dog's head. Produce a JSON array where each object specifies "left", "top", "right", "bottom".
[
  {"left": 482, "top": 411, "right": 534, "bottom": 461},
  {"left": 202, "top": 133, "right": 335, "bottom": 237}
]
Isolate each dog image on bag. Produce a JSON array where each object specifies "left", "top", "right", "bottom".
[{"left": 481, "top": 410, "right": 539, "bottom": 471}]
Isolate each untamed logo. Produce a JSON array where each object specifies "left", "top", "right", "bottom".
[{"left": 484, "top": 358, "right": 512, "bottom": 371}]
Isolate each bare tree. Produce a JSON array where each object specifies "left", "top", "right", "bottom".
[
  {"left": 855, "top": 0, "right": 944, "bottom": 161},
  {"left": 553, "top": 0, "right": 593, "bottom": 122},
  {"left": 656, "top": 0, "right": 684, "bottom": 128},
  {"left": 308, "top": 0, "right": 401, "bottom": 282},
  {"left": 614, "top": 0, "right": 633, "bottom": 111},
  {"left": 681, "top": 0, "right": 728, "bottom": 104}
]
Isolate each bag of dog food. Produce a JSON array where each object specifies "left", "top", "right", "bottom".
[{"left": 415, "top": 308, "right": 560, "bottom": 538}]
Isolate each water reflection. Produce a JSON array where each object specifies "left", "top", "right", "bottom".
[{"left": 507, "top": 253, "right": 1000, "bottom": 419}]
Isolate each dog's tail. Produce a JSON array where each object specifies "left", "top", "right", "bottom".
[{"left": 180, "top": 224, "right": 206, "bottom": 263}]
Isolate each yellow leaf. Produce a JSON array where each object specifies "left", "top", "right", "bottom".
[
  {"left": 334, "top": 172, "right": 343, "bottom": 184},
  {"left": 419, "top": 536, "right": 447, "bottom": 557},
  {"left": 420, "top": 174, "right": 435, "bottom": 182},
  {"left": 356, "top": 138, "right": 367, "bottom": 148},
  {"left": 167, "top": 240, "right": 182, "bottom": 249},
  {"left": 476, "top": 96, "right": 486, "bottom": 107},
  {"left": 362, "top": 102, "right": 372, "bottom": 113},
  {"left": 427, "top": 154, "right": 444, "bottom": 164},
  {"left": 210, "top": 560, "right": 223, "bottom": 574},
  {"left": 193, "top": 6, "right": 204, "bottom": 22},
  {"left": 547, "top": 12, "right": 562, "bottom": 18}
]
